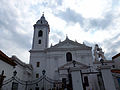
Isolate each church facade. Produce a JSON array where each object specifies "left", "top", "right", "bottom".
[{"left": 29, "top": 14, "right": 93, "bottom": 79}]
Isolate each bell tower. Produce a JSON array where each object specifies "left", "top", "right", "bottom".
[
  {"left": 32, "top": 13, "right": 50, "bottom": 50},
  {"left": 29, "top": 14, "right": 50, "bottom": 78}
]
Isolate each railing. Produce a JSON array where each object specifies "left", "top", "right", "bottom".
[{"left": 0, "top": 70, "right": 65, "bottom": 90}]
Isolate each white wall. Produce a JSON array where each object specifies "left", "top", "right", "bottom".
[
  {"left": 0, "top": 56, "right": 33, "bottom": 90},
  {"left": 0, "top": 59, "right": 14, "bottom": 90},
  {"left": 30, "top": 47, "right": 93, "bottom": 80},
  {"left": 113, "top": 56, "right": 120, "bottom": 69}
]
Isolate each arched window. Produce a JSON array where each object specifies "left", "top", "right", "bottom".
[
  {"left": 38, "top": 30, "right": 43, "bottom": 37},
  {"left": 66, "top": 52, "right": 72, "bottom": 62}
]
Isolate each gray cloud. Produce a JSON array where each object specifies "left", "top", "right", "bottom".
[
  {"left": 50, "top": 30, "right": 65, "bottom": 44},
  {"left": 55, "top": 8, "right": 116, "bottom": 31},
  {"left": 35, "top": 0, "right": 63, "bottom": 9},
  {"left": 102, "top": 34, "right": 120, "bottom": 59},
  {"left": 83, "top": 33, "right": 120, "bottom": 60},
  {"left": 0, "top": 1, "right": 31, "bottom": 52},
  {"left": 55, "top": 8, "right": 84, "bottom": 26},
  {"left": 56, "top": 0, "right": 63, "bottom": 6},
  {"left": 89, "top": 12, "right": 113, "bottom": 30},
  {"left": 0, "top": 0, "right": 120, "bottom": 63}
]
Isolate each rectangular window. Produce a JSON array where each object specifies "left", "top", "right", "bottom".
[
  {"left": 36, "top": 62, "right": 40, "bottom": 67},
  {"left": 62, "top": 78, "right": 66, "bottom": 88},
  {"left": 36, "top": 73, "right": 39, "bottom": 78},
  {"left": 12, "top": 82, "right": 18, "bottom": 90},
  {"left": 38, "top": 40, "right": 41, "bottom": 44},
  {"left": 84, "top": 76, "right": 89, "bottom": 86},
  {"left": 35, "top": 87, "right": 39, "bottom": 90}
]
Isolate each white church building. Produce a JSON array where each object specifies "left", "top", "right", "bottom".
[
  {"left": 30, "top": 13, "right": 93, "bottom": 77},
  {"left": 28, "top": 14, "right": 118, "bottom": 90},
  {"left": 0, "top": 14, "right": 120, "bottom": 90}
]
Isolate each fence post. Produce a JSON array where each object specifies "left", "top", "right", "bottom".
[{"left": 25, "top": 81, "right": 27, "bottom": 90}]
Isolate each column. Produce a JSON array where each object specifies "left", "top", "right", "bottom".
[
  {"left": 100, "top": 65, "right": 116, "bottom": 90},
  {"left": 70, "top": 68, "right": 83, "bottom": 90}
]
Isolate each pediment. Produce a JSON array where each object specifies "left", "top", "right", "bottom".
[
  {"left": 49, "top": 37, "right": 91, "bottom": 50},
  {"left": 58, "top": 61, "right": 89, "bottom": 70}
]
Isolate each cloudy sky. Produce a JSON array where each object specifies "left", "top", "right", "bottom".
[{"left": 0, "top": 0, "right": 120, "bottom": 63}]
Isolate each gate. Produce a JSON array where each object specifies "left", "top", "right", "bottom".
[{"left": 81, "top": 71, "right": 105, "bottom": 90}]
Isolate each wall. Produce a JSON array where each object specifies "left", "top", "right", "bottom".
[
  {"left": 30, "top": 48, "right": 93, "bottom": 80},
  {"left": 113, "top": 56, "right": 120, "bottom": 69},
  {"left": 0, "top": 59, "right": 14, "bottom": 90}
]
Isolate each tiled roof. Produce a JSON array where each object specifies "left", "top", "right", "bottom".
[
  {"left": 112, "top": 53, "right": 120, "bottom": 60},
  {"left": 111, "top": 69, "right": 120, "bottom": 74},
  {"left": 0, "top": 50, "right": 16, "bottom": 66}
]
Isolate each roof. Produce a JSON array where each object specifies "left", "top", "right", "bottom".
[
  {"left": 0, "top": 50, "right": 16, "bottom": 66},
  {"left": 47, "top": 37, "right": 91, "bottom": 51},
  {"left": 111, "top": 69, "right": 120, "bottom": 74},
  {"left": 58, "top": 60, "right": 89, "bottom": 70},
  {"left": 112, "top": 53, "right": 120, "bottom": 60},
  {"left": 34, "top": 14, "right": 50, "bottom": 31},
  {"left": 93, "top": 60, "right": 114, "bottom": 64},
  {"left": 11, "top": 56, "right": 33, "bottom": 70}
]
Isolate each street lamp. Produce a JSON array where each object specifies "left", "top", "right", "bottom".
[
  {"left": 72, "top": 60, "right": 76, "bottom": 67},
  {"left": 42, "top": 70, "right": 46, "bottom": 76}
]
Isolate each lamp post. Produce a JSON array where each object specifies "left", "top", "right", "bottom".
[
  {"left": 42, "top": 70, "right": 46, "bottom": 76},
  {"left": 67, "top": 68, "right": 73, "bottom": 90},
  {"left": 12, "top": 71, "right": 17, "bottom": 90},
  {"left": 42, "top": 70, "right": 46, "bottom": 90}
]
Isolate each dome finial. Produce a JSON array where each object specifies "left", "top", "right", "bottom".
[
  {"left": 59, "top": 39, "right": 61, "bottom": 43},
  {"left": 66, "top": 34, "right": 68, "bottom": 39},
  {"left": 42, "top": 12, "right": 44, "bottom": 16}
]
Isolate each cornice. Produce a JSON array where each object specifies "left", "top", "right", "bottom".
[
  {"left": 47, "top": 47, "right": 91, "bottom": 52},
  {"left": 29, "top": 49, "right": 46, "bottom": 53}
]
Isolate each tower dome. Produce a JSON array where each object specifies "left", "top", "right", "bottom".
[{"left": 36, "top": 14, "right": 48, "bottom": 25}]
